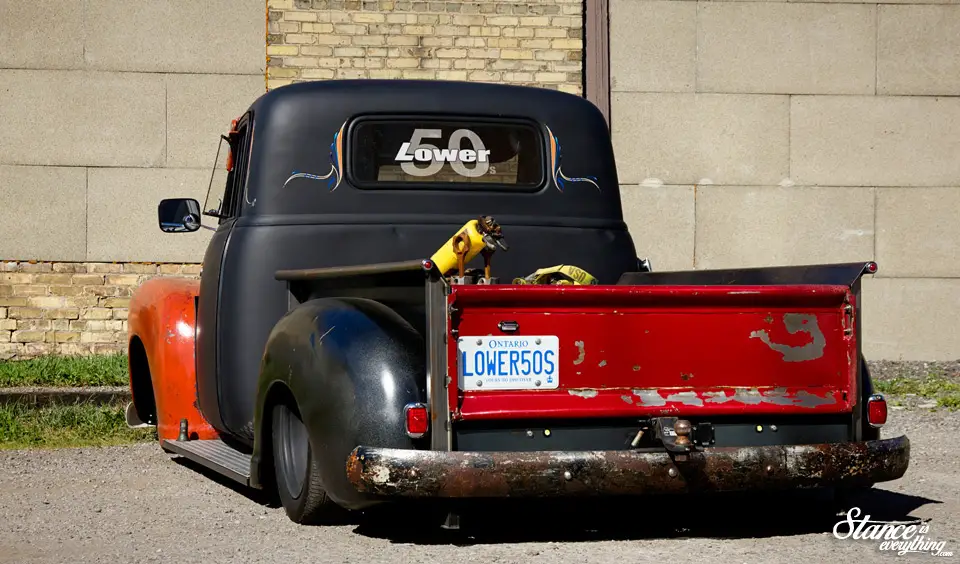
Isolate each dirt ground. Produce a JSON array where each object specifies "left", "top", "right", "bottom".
[{"left": 0, "top": 407, "right": 957, "bottom": 564}]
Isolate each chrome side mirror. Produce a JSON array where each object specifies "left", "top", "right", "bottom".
[{"left": 158, "top": 198, "right": 202, "bottom": 233}]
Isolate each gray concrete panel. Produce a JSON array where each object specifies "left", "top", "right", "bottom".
[
  {"left": 621, "top": 184, "right": 695, "bottom": 271},
  {"left": 695, "top": 185, "right": 875, "bottom": 269},
  {"left": 0, "top": 0, "right": 84, "bottom": 69},
  {"left": 791, "top": 96, "right": 960, "bottom": 187},
  {"left": 790, "top": 0, "right": 958, "bottom": 5},
  {"left": 862, "top": 277, "right": 960, "bottom": 361},
  {"left": 879, "top": 5, "right": 960, "bottom": 96},
  {"left": 87, "top": 168, "right": 217, "bottom": 263},
  {"left": 698, "top": 3, "right": 876, "bottom": 95},
  {"left": 166, "top": 74, "right": 266, "bottom": 169},
  {"left": 83, "top": 0, "right": 266, "bottom": 75},
  {"left": 876, "top": 187, "right": 960, "bottom": 278},
  {"left": 0, "top": 70, "right": 166, "bottom": 168},
  {"left": 610, "top": 0, "right": 696, "bottom": 93},
  {"left": 0, "top": 166, "right": 86, "bottom": 261},
  {"left": 612, "top": 93, "right": 789, "bottom": 185}
]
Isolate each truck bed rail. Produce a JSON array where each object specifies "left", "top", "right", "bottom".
[{"left": 618, "top": 261, "right": 877, "bottom": 287}]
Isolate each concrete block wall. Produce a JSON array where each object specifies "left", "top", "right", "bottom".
[
  {"left": 266, "top": 0, "right": 584, "bottom": 94},
  {"left": 610, "top": 0, "right": 960, "bottom": 360},
  {"left": 0, "top": 0, "right": 266, "bottom": 358}
]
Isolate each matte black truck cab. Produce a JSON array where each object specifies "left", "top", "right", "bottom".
[{"left": 197, "top": 80, "right": 638, "bottom": 443}]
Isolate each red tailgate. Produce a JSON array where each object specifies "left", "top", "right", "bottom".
[{"left": 445, "top": 284, "right": 858, "bottom": 421}]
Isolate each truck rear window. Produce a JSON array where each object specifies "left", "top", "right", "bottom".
[{"left": 349, "top": 119, "right": 544, "bottom": 188}]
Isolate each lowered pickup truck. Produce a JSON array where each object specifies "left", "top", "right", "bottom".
[{"left": 126, "top": 79, "right": 909, "bottom": 527}]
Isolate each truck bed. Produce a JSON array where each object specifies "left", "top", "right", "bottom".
[
  {"left": 271, "top": 259, "right": 908, "bottom": 504},
  {"left": 278, "top": 260, "right": 875, "bottom": 446}
]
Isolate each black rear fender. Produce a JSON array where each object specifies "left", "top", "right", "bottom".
[{"left": 251, "top": 297, "right": 425, "bottom": 510}]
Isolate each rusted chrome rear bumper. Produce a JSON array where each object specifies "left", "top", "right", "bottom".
[{"left": 346, "top": 435, "right": 909, "bottom": 498}]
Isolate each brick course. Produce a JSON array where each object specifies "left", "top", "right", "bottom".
[
  {"left": 0, "top": 261, "right": 200, "bottom": 360},
  {"left": 266, "top": 0, "right": 584, "bottom": 95}
]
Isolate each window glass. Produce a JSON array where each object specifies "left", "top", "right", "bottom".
[
  {"left": 350, "top": 119, "right": 544, "bottom": 188},
  {"left": 222, "top": 122, "right": 250, "bottom": 219}
]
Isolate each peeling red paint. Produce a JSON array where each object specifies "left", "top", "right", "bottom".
[{"left": 446, "top": 284, "right": 858, "bottom": 422}]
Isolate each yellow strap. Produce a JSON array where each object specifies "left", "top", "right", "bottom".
[{"left": 512, "top": 265, "right": 598, "bottom": 285}]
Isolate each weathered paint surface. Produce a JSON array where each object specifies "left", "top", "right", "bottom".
[
  {"left": 573, "top": 340, "right": 585, "bottom": 365},
  {"left": 447, "top": 284, "right": 858, "bottom": 422},
  {"left": 749, "top": 313, "right": 827, "bottom": 362},
  {"left": 456, "top": 386, "right": 844, "bottom": 421},
  {"left": 345, "top": 435, "right": 910, "bottom": 498},
  {"left": 127, "top": 277, "right": 218, "bottom": 442}
]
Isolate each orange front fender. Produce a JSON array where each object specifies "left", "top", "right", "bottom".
[{"left": 128, "top": 277, "right": 218, "bottom": 442}]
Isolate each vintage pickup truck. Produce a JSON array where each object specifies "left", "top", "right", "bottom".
[{"left": 126, "top": 79, "right": 909, "bottom": 527}]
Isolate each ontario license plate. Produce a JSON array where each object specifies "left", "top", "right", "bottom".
[{"left": 458, "top": 336, "right": 559, "bottom": 391}]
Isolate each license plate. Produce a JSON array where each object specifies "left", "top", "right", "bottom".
[{"left": 458, "top": 336, "right": 559, "bottom": 391}]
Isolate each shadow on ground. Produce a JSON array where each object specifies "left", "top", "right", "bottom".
[
  {"left": 168, "top": 455, "right": 938, "bottom": 545},
  {"left": 351, "top": 488, "right": 940, "bottom": 545},
  {"left": 172, "top": 457, "right": 282, "bottom": 510}
]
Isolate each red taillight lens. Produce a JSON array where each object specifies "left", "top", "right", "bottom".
[
  {"left": 867, "top": 394, "right": 887, "bottom": 427},
  {"left": 404, "top": 403, "right": 429, "bottom": 438}
]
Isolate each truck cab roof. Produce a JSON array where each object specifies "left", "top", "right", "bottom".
[{"left": 238, "top": 79, "right": 626, "bottom": 227}]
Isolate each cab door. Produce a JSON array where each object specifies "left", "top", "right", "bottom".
[{"left": 195, "top": 114, "right": 252, "bottom": 435}]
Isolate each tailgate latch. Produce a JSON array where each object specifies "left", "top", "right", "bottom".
[{"left": 653, "top": 417, "right": 697, "bottom": 458}]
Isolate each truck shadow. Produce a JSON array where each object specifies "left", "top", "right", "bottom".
[
  {"left": 352, "top": 488, "right": 940, "bottom": 545},
  {"left": 171, "top": 457, "right": 282, "bottom": 509},
  {"left": 168, "top": 456, "right": 939, "bottom": 543}
]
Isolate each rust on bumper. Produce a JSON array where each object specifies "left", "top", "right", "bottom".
[{"left": 345, "top": 435, "right": 909, "bottom": 498}]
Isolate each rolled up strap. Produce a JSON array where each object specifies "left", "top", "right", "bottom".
[{"left": 512, "top": 264, "right": 598, "bottom": 285}]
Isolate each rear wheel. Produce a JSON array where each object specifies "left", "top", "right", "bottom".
[{"left": 271, "top": 401, "right": 345, "bottom": 524}]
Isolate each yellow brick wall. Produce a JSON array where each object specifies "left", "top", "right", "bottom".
[
  {"left": 266, "top": 0, "right": 584, "bottom": 95},
  {"left": 0, "top": 262, "right": 200, "bottom": 360}
]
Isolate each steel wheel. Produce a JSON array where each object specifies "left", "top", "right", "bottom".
[{"left": 271, "top": 401, "right": 344, "bottom": 524}]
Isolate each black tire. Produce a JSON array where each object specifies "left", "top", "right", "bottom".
[{"left": 271, "top": 401, "right": 345, "bottom": 524}]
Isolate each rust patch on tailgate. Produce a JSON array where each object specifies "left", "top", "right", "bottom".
[{"left": 749, "top": 313, "right": 826, "bottom": 362}]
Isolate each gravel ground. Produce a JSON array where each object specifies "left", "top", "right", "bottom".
[
  {"left": 867, "top": 360, "right": 959, "bottom": 381},
  {"left": 0, "top": 407, "right": 957, "bottom": 564}
]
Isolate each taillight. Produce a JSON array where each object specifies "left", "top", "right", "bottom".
[
  {"left": 404, "top": 403, "right": 429, "bottom": 438},
  {"left": 867, "top": 394, "right": 887, "bottom": 428}
]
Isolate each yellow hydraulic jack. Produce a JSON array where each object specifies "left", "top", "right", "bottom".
[{"left": 429, "top": 216, "right": 509, "bottom": 284}]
